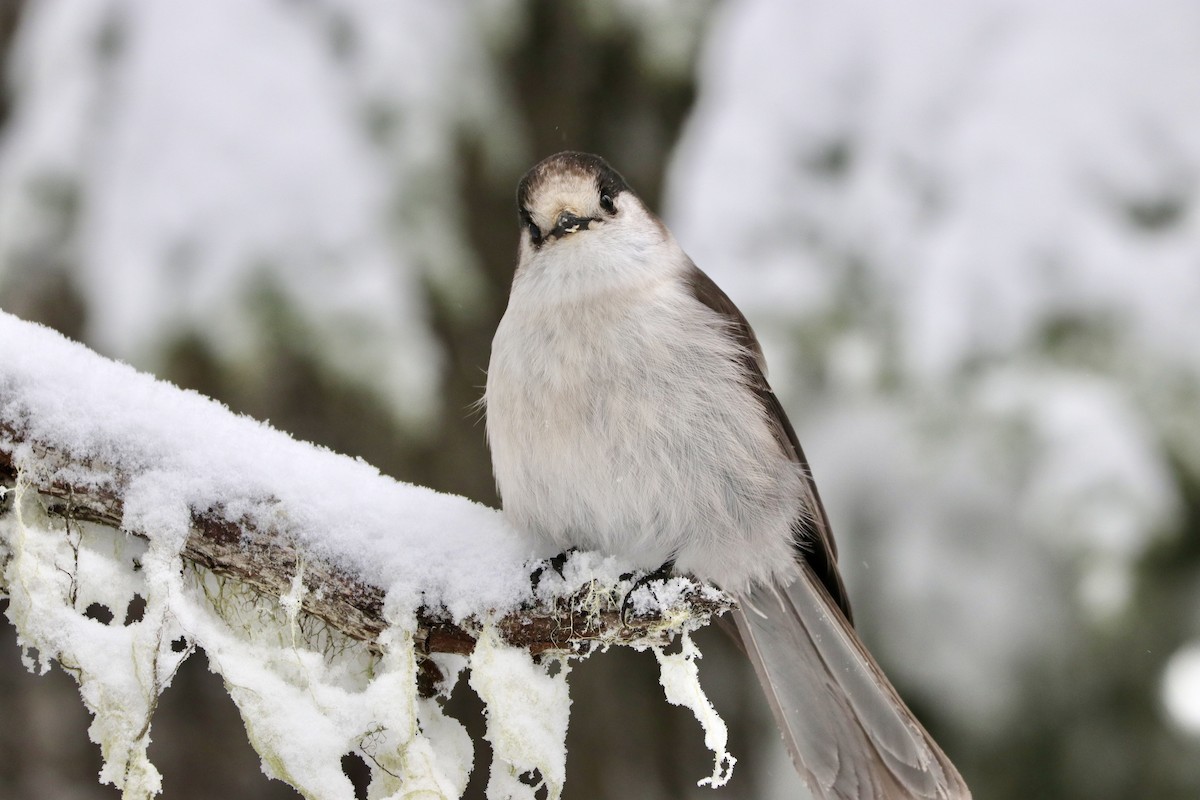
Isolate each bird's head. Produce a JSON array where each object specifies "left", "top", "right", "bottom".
[{"left": 515, "top": 152, "right": 636, "bottom": 253}]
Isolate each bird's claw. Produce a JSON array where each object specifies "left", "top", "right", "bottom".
[
  {"left": 619, "top": 560, "right": 676, "bottom": 626},
  {"left": 530, "top": 548, "right": 577, "bottom": 592}
]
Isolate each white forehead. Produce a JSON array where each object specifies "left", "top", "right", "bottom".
[{"left": 525, "top": 169, "right": 601, "bottom": 226}]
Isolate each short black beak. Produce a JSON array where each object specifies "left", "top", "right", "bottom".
[{"left": 549, "top": 211, "right": 593, "bottom": 239}]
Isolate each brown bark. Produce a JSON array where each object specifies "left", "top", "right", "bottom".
[{"left": 0, "top": 426, "right": 732, "bottom": 671}]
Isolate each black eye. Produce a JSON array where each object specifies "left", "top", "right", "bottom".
[
  {"left": 599, "top": 192, "right": 616, "bottom": 214},
  {"left": 521, "top": 210, "right": 542, "bottom": 243}
]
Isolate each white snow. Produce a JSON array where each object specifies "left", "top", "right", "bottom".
[
  {"left": 0, "top": 311, "right": 732, "bottom": 798},
  {"left": 0, "top": 310, "right": 531, "bottom": 613}
]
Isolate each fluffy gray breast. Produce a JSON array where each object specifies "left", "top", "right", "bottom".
[{"left": 486, "top": 278, "right": 807, "bottom": 589}]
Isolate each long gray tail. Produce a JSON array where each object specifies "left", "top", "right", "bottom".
[{"left": 733, "top": 566, "right": 971, "bottom": 800}]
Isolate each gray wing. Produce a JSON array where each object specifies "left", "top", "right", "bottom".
[
  {"left": 685, "top": 261, "right": 972, "bottom": 799},
  {"left": 684, "top": 262, "right": 852, "bottom": 621}
]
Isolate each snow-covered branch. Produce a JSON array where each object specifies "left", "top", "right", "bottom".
[
  {"left": 0, "top": 312, "right": 736, "bottom": 800},
  {"left": 0, "top": 427, "right": 729, "bottom": 670}
]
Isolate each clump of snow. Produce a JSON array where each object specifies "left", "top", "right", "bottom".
[
  {"left": 0, "top": 311, "right": 735, "bottom": 799},
  {"left": 652, "top": 633, "right": 736, "bottom": 788},
  {"left": 0, "top": 311, "right": 532, "bottom": 612}
]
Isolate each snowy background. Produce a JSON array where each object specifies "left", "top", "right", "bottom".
[{"left": 2, "top": 0, "right": 1200, "bottom": 798}]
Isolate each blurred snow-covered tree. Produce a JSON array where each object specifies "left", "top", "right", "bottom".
[
  {"left": 6, "top": 0, "right": 1200, "bottom": 798},
  {"left": 0, "top": 0, "right": 523, "bottom": 440},
  {"left": 667, "top": 0, "right": 1200, "bottom": 796}
]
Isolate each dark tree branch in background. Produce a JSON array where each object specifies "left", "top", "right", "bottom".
[{"left": 0, "top": 425, "right": 733, "bottom": 683}]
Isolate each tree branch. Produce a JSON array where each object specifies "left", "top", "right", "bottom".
[{"left": 0, "top": 423, "right": 733, "bottom": 675}]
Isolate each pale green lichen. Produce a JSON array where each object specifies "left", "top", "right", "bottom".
[
  {"left": 469, "top": 624, "right": 572, "bottom": 800},
  {"left": 654, "top": 632, "right": 737, "bottom": 788},
  {"left": 3, "top": 475, "right": 180, "bottom": 800},
  {"left": 0, "top": 475, "right": 474, "bottom": 800},
  {"left": 0, "top": 477, "right": 733, "bottom": 800}
]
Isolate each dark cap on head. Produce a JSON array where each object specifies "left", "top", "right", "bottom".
[{"left": 516, "top": 152, "right": 631, "bottom": 214}]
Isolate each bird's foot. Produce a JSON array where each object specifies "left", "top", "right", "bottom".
[
  {"left": 530, "top": 548, "right": 577, "bottom": 592},
  {"left": 620, "top": 560, "right": 676, "bottom": 626}
]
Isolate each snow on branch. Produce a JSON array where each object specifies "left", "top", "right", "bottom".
[
  {"left": 0, "top": 312, "right": 735, "bottom": 800},
  {"left": 0, "top": 427, "right": 729, "bottom": 664}
]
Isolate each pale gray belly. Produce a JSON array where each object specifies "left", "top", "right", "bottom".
[{"left": 486, "top": 295, "right": 804, "bottom": 590}]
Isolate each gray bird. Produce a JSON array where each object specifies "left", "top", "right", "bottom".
[{"left": 485, "top": 151, "right": 971, "bottom": 800}]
